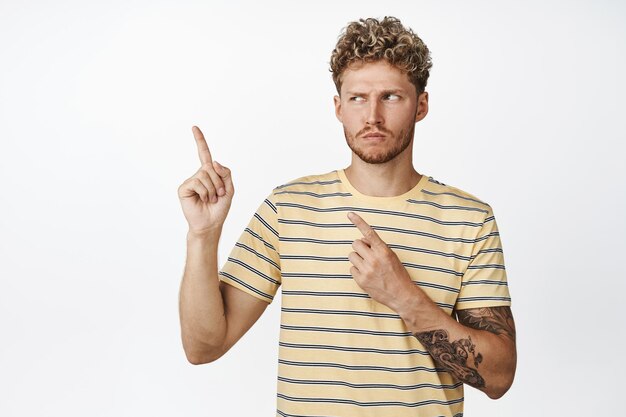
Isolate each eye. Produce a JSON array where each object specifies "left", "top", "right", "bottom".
[
  {"left": 384, "top": 94, "right": 400, "bottom": 101},
  {"left": 350, "top": 96, "right": 365, "bottom": 102}
]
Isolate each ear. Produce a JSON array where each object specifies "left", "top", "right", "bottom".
[
  {"left": 415, "top": 91, "right": 429, "bottom": 122},
  {"left": 334, "top": 95, "right": 343, "bottom": 123}
]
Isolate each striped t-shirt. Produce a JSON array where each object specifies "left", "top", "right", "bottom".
[{"left": 218, "top": 168, "right": 511, "bottom": 417}]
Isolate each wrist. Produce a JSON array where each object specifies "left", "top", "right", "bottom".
[
  {"left": 396, "top": 284, "right": 451, "bottom": 334},
  {"left": 187, "top": 227, "right": 222, "bottom": 242}
]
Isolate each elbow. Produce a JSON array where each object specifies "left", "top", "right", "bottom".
[
  {"left": 486, "top": 360, "right": 516, "bottom": 399},
  {"left": 182, "top": 336, "right": 225, "bottom": 365},
  {"left": 184, "top": 347, "right": 223, "bottom": 365},
  {"left": 186, "top": 354, "right": 213, "bottom": 366},
  {"left": 485, "top": 337, "right": 517, "bottom": 399},
  {"left": 486, "top": 383, "right": 511, "bottom": 400}
]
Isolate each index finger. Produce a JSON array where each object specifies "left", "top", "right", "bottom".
[
  {"left": 192, "top": 125, "right": 213, "bottom": 166},
  {"left": 347, "top": 212, "right": 381, "bottom": 244}
]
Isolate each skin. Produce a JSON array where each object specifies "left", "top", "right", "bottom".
[
  {"left": 334, "top": 60, "right": 429, "bottom": 197},
  {"left": 179, "top": 60, "right": 517, "bottom": 399},
  {"left": 178, "top": 127, "right": 271, "bottom": 365}
]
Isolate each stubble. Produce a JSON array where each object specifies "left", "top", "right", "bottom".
[{"left": 344, "top": 121, "right": 416, "bottom": 164}]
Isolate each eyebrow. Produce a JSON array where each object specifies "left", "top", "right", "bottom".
[{"left": 344, "top": 89, "right": 405, "bottom": 96}]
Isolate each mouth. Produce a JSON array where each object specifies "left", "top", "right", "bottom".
[{"left": 362, "top": 132, "right": 386, "bottom": 139}]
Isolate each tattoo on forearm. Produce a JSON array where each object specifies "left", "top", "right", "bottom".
[
  {"left": 414, "top": 329, "right": 485, "bottom": 388},
  {"left": 456, "top": 306, "right": 516, "bottom": 341}
]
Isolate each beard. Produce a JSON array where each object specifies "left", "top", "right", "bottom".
[{"left": 344, "top": 121, "right": 416, "bottom": 165}]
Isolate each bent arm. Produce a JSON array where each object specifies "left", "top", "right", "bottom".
[
  {"left": 396, "top": 287, "right": 517, "bottom": 399},
  {"left": 179, "top": 228, "right": 270, "bottom": 365}
]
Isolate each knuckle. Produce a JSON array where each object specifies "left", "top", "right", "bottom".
[{"left": 204, "top": 180, "right": 216, "bottom": 191}]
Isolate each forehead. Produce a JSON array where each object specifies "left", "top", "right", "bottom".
[{"left": 340, "top": 60, "right": 413, "bottom": 93}]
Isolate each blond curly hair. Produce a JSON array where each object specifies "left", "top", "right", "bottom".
[{"left": 329, "top": 16, "right": 432, "bottom": 96}]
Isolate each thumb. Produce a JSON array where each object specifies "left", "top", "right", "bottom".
[{"left": 213, "top": 160, "right": 234, "bottom": 195}]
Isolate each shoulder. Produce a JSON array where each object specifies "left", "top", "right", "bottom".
[
  {"left": 269, "top": 170, "right": 342, "bottom": 198},
  {"left": 420, "top": 174, "right": 494, "bottom": 218}
]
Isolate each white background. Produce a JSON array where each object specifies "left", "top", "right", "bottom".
[{"left": 1, "top": 0, "right": 625, "bottom": 415}]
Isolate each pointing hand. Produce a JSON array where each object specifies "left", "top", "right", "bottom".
[
  {"left": 347, "top": 211, "right": 416, "bottom": 311},
  {"left": 177, "top": 126, "right": 235, "bottom": 236}
]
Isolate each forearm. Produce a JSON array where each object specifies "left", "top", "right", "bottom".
[
  {"left": 178, "top": 228, "right": 227, "bottom": 364},
  {"left": 394, "top": 286, "right": 516, "bottom": 399}
]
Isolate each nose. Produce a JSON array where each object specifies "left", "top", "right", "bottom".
[{"left": 366, "top": 100, "right": 383, "bottom": 125}]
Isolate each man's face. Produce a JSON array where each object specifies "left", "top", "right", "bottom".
[{"left": 334, "top": 60, "right": 428, "bottom": 164}]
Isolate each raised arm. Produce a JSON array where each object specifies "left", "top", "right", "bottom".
[{"left": 177, "top": 125, "right": 268, "bottom": 364}]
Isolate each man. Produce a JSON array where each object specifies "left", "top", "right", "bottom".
[{"left": 178, "top": 16, "right": 516, "bottom": 417}]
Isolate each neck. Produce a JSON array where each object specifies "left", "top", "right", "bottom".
[{"left": 344, "top": 155, "right": 421, "bottom": 198}]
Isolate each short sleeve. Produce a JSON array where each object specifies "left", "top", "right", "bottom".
[
  {"left": 455, "top": 205, "right": 512, "bottom": 310},
  {"left": 218, "top": 191, "right": 281, "bottom": 304}
]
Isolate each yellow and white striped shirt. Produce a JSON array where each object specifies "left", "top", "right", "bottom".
[{"left": 219, "top": 168, "right": 511, "bottom": 417}]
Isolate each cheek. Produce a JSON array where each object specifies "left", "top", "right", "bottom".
[{"left": 342, "top": 115, "right": 363, "bottom": 133}]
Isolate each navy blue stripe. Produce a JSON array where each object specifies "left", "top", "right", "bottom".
[
  {"left": 475, "top": 248, "right": 503, "bottom": 255},
  {"left": 461, "top": 279, "right": 508, "bottom": 286},
  {"left": 283, "top": 290, "right": 369, "bottom": 298},
  {"left": 277, "top": 409, "right": 463, "bottom": 417},
  {"left": 281, "top": 307, "right": 400, "bottom": 319},
  {"left": 281, "top": 272, "right": 352, "bottom": 279},
  {"left": 406, "top": 198, "right": 489, "bottom": 214},
  {"left": 475, "top": 231, "right": 500, "bottom": 243},
  {"left": 279, "top": 237, "right": 352, "bottom": 245},
  {"left": 466, "top": 264, "right": 505, "bottom": 270},
  {"left": 372, "top": 225, "right": 479, "bottom": 243},
  {"left": 281, "top": 270, "right": 460, "bottom": 286},
  {"left": 281, "top": 290, "right": 454, "bottom": 309},
  {"left": 279, "top": 359, "right": 445, "bottom": 373},
  {"left": 276, "top": 179, "right": 342, "bottom": 189},
  {"left": 280, "top": 274, "right": 459, "bottom": 294},
  {"left": 456, "top": 296, "right": 511, "bottom": 302},
  {"left": 276, "top": 410, "right": 332, "bottom": 417},
  {"left": 412, "top": 280, "right": 460, "bottom": 293},
  {"left": 403, "top": 263, "right": 463, "bottom": 278},
  {"left": 278, "top": 375, "right": 462, "bottom": 391},
  {"left": 390, "top": 244, "right": 473, "bottom": 261},
  {"left": 276, "top": 203, "right": 482, "bottom": 228},
  {"left": 236, "top": 242, "right": 280, "bottom": 271},
  {"left": 280, "top": 324, "right": 411, "bottom": 337},
  {"left": 278, "top": 219, "right": 353, "bottom": 229},
  {"left": 245, "top": 227, "right": 277, "bottom": 251},
  {"left": 218, "top": 271, "right": 273, "bottom": 301},
  {"left": 277, "top": 393, "right": 464, "bottom": 408},
  {"left": 280, "top": 254, "right": 346, "bottom": 261},
  {"left": 265, "top": 198, "right": 277, "bottom": 213},
  {"left": 280, "top": 231, "right": 477, "bottom": 245},
  {"left": 226, "top": 257, "right": 280, "bottom": 285},
  {"left": 281, "top": 246, "right": 472, "bottom": 262},
  {"left": 278, "top": 341, "right": 429, "bottom": 356},
  {"left": 275, "top": 190, "right": 352, "bottom": 198},
  {"left": 427, "top": 176, "right": 446, "bottom": 186},
  {"left": 254, "top": 212, "right": 278, "bottom": 237},
  {"left": 420, "top": 188, "right": 490, "bottom": 207}
]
